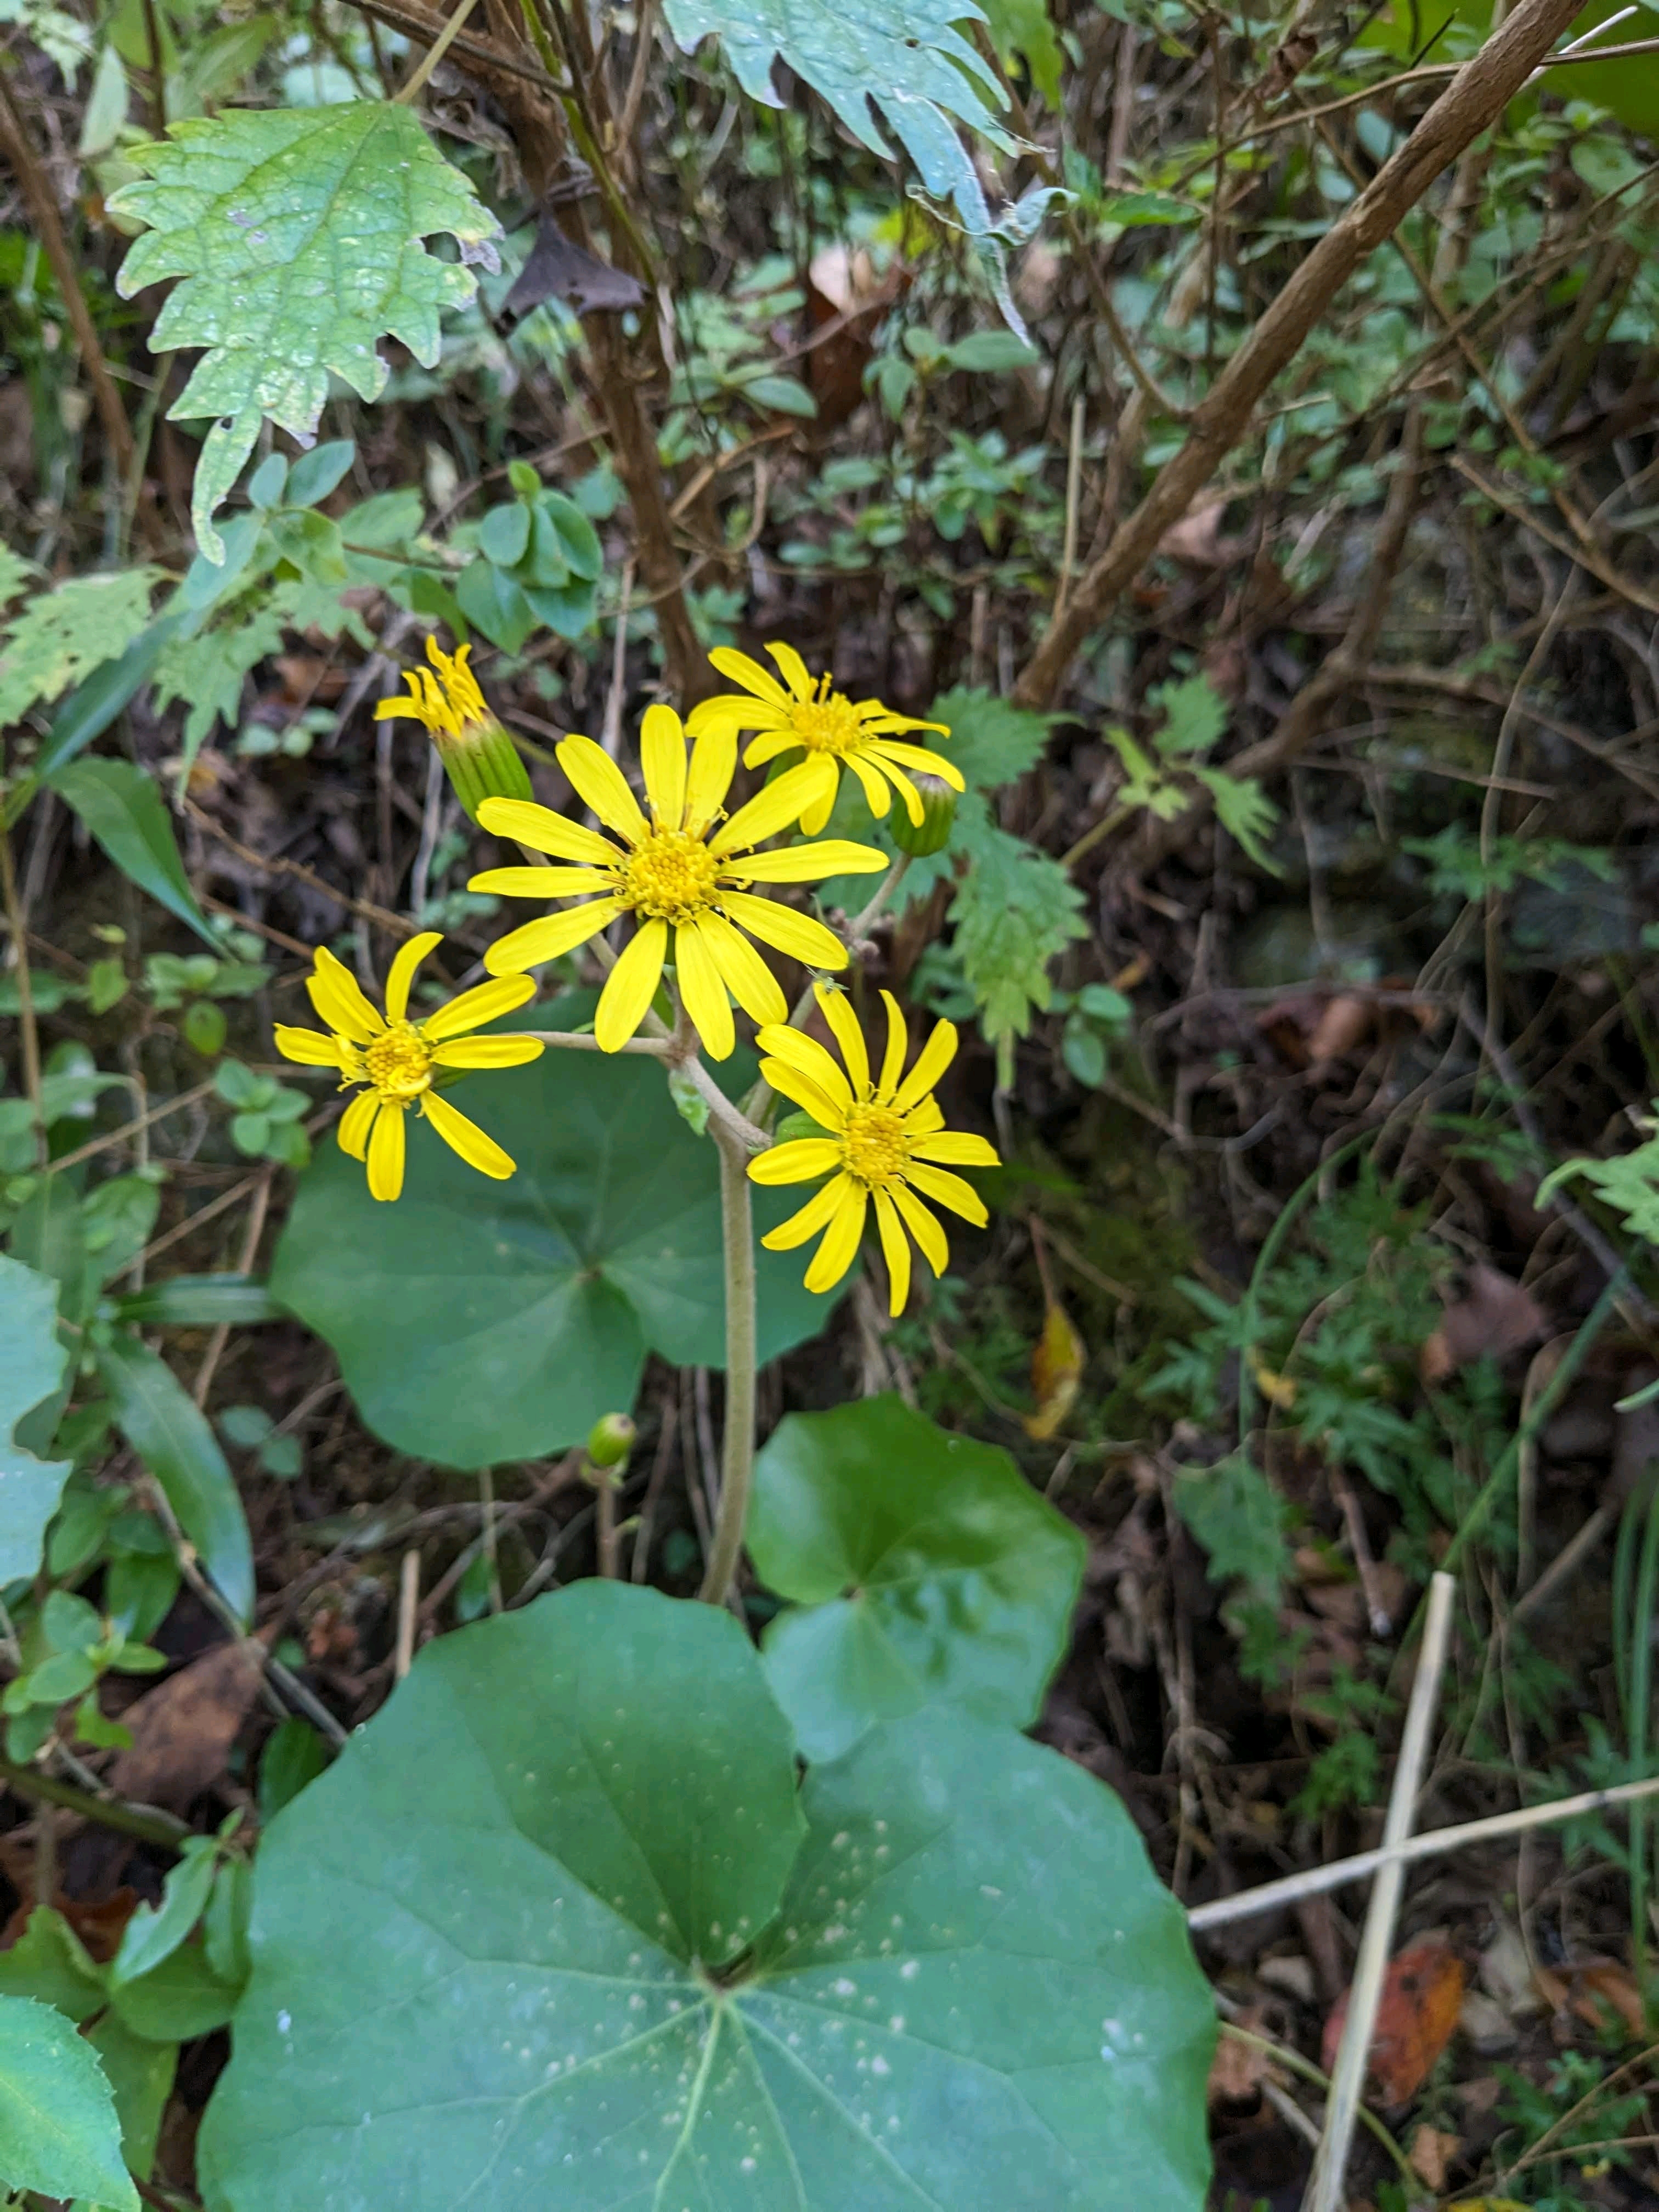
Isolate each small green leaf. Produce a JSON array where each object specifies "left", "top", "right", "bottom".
[
  {"left": 0, "top": 1992, "right": 138, "bottom": 2210},
  {"left": 944, "top": 329, "right": 1039, "bottom": 373},
  {"left": 108, "top": 1936, "right": 241, "bottom": 2042},
  {"left": 0, "top": 568, "right": 161, "bottom": 726},
  {"left": 110, "top": 105, "right": 500, "bottom": 559},
  {"left": 111, "top": 1838, "right": 219, "bottom": 1988},
  {"left": 95, "top": 1334, "right": 253, "bottom": 1624},
  {"left": 114, "top": 1274, "right": 283, "bottom": 1327},
  {"left": 1172, "top": 1448, "right": 1290, "bottom": 1600},
  {"left": 258, "top": 1716, "right": 330, "bottom": 1820},
  {"left": 83, "top": 2011, "right": 177, "bottom": 2186},
  {"left": 738, "top": 372, "right": 819, "bottom": 416},
  {"left": 284, "top": 439, "right": 357, "bottom": 508},
  {"left": 750, "top": 1395, "right": 1087, "bottom": 1760},
  {"left": 46, "top": 758, "right": 216, "bottom": 946},
  {"left": 0, "top": 1909, "right": 104, "bottom": 2021},
  {"left": 477, "top": 501, "right": 531, "bottom": 568},
  {"left": 0, "top": 1255, "right": 72, "bottom": 1585}
]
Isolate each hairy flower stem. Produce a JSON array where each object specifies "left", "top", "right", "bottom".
[{"left": 696, "top": 1124, "right": 757, "bottom": 1607}]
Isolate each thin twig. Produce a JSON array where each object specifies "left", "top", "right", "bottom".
[
  {"left": 394, "top": 1549, "right": 420, "bottom": 1678},
  {"left": 1302, "top": 1570, "right": 1456, "bottom": 2212}
]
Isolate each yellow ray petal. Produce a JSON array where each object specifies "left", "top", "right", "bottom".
[
  {"left": 748, "top": 1137, "right": 844, "bottom": 1186},
  {"left": 860, "top": 711, "right": 950, "bottom": 738},
  {"left": 710, "top": 760, "right": 826, "bottom": 857},
  {"left": 483, "top": 899, "right": 622, "bottom": 977},
  {"left": 337, "top": 1087, "right": 379, "bottom": 1160},
  {"left": 814, "top": 985, "right": 869, "bottom": 1094},
  {"left": 673, "top": 918, "right": 733, "bottom": 1062},
  {"left": 891, "top": 1181, "right": 949, "bottom": 1277},
  {"left": 892, "top": 1016, "right": 959, "bottom": 1113},
  {"left": 765, "top": 641, "right": 816, "bottom": 701},
  {"left": 684, "top": 724, "right": 737, "bottom": 838},
  {"left": 741, "top": 726, "right": 804, "bottom": 767},
  {"left": 904, "top": 1160, "right": 988, "bottom": 1227},
  {"left": 640, "top": 703, "right": 688, "bottom": 830},
  {"left": 842, "top": 748, "right": 892, "bottom": 820},
  {"left": 696, "top": 911, "right": 787, "bottom": 1028},
  {"left": 757, "top": 1057, "right": 845, "bottom": 1133},
  {"left": 466, "top": 866, "right": 617, "bottom": 899},
  {"left": 428, "top": 1035, "right": 544, "bottom": 1069},
  {"left": 872, "top": 752, "right": 923, "bottom": 826},
  {"left": 557, "top": 733, "right": 650, "bottom": 848},
  {"left": 872, "top": 1187, "right": 912, "bottom": 1317},
  {"left": 476, "top": 798, "right": 621, "bottom": 867},
  {"left": 422, "top": 1090, "right": 515, "bottom": 1180},
  {"left": 422, "top": 972, "right": 536, "bottom": 1040},
  {"left": 907, "top": 1094, "right": 946, "bottom": 1137},
  {"left": 274, "top": 1025, "right": 343, "bottom": 1069},
  {"left": 753, "top": 1022, "right": 854, "bottom": 1112},
  {"left": 727, "top": 839, "right": 887, "bottom": 884},
  {"left": 804, "top": 1177, "right": 867, "bottom": 1293},
  {"left": 910, "top": 1131, "right": 1000, "bottom": 1167},
  {"left": 594, "top": 918, "right": 667, "bottom": 1051},
  {"left": 308, "top": 946, "right": 386, "bottom": 1042},
  {"left": 720, "top": 890, "right": 847, "bottom": 972},
  {"left": 760, "top": 1173, "right": 849, "bottom": 1251},
  {"left": 708, "top": 646, "right": 792, "bottom": 708},
  {"left": 366, "top": 1101, "right": 405, "bottom": 1201},
  {"left": 794, "top": 754, "right": 841, "bottom": 839},
  {"left": 384, "top": 930, "right": 442, "bottom": 1024},
  {"left": 877, "top": 989, "right": 907, "bottom": 1099},
  {"left": 867, "top": 740, "right": 965, "bottom": 790}
]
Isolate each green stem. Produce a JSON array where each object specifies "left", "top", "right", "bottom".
[
  {"left": 0, "top": 1754, "right": 187, "bottom": 1851},
  {"left": 696, "top": 1126, "right": 757, "bottom": 1607}
]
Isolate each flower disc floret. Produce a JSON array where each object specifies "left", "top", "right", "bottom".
[
  {"left": 748, "top": 984, "right": 1001, "bottom": 1314},
  {"left": 273, "top": 935, "right": 544, "bottom": 1203},
  {"left": 470, "top": 703, "right": 888, "bottom": 1062},
  {"left": 686, "top": 641, "right": 964, "bottom": 837}
]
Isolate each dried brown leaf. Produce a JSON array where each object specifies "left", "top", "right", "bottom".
[{"left": 107, "top": 1636, "right": 267, "bottom": 1813}]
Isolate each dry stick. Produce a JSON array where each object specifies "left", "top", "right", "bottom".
[
  {"left": 0, "top": 75, "right": 136, "bottom": 486},
  {"left": 1301, "top": 1570, "right": 1457, "bottom": 2212},
  {"left": 394, "top": 1549, "right": 420, "bottom": 1679},
  {"left": 1011, "top": 0, "right": 1587, "bottom": 713},
  {"left": 393, "top": 0, "right": 487, "bottom": 101}
]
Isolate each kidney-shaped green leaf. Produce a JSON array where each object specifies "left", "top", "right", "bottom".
[
  {"left": 748, "top": 1394, "right": 1086, "bottom": 1760},
  {"left": 270, "top": 1039, "right": 831, "bottom": 1468},
  {"left": 199, "top": 1581, "right": 1212, "bottom": 2212}
]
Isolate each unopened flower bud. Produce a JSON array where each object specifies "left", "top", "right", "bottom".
[
  {"left": 889, "top": 772, "right": 957, "bottom": 858},
  {"left": 585, "top": 1412, "right": 636, "bottom": 1469},
  {"left": 375, "top": 638, "right": 533, "bottom": 825}
]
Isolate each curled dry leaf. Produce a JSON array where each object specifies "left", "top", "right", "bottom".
[
  {"left": 1208, "top": 2008, "right": 1279, "bottom": 2106},
  {"left": 1025, "top": 1297, "right": 1085, "bottom": 1441},
  {"left": 1409, "top": 2123, "right": 1460, "bottom": 2192},
  {"left": 1421, "top": 1263, "right": 1547, "bottom": 1386},
  {"left": 108, "top": 1634, "right": 268, "bottom": 1813},
  {"left": 1533, "top": 1956, "right": 1645, "bottom": 2038},
  {"left": 1321, "top": 1937, "right": 1466, "bottom": 2107}
]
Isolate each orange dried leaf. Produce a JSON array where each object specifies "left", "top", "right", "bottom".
[
  {"left": 1025, "top": 1298, "right": 1085, "bottom": 1441},
  {"left": 1321, "top": 1938, "right": 1466, "bottom": 2106}
]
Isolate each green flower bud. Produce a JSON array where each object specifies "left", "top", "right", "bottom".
[
  {"left": 585, "top": 1412, "right": 636, "bottom": 1469},
  {"left": 889, "top": 771, "right": 957, "bottom": 858},
  {"left": 374, "top": 638, "right": 534, "bottom": 825}
]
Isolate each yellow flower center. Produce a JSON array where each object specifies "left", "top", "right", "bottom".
[
  {"left": 789, "top": 682, "right": 865, "bottom": 757},
  {"left": 362, "top": 1022, "right": 433, "bottom": 1101},
  {"left": 622, "top": 828, "right": 720, "bottom": 924},
  {"left": 840, "top": 1103, "right": 909, "bottom": 1187}
]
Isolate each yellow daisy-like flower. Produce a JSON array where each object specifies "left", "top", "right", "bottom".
[
  {"left": 274, "top": 938, "right": 543, "bottom": 1203},
  {"left": 374, "top": 637, "right": 532, "bottom": 820},
  {"left": 749, "top": 985, "right": 1000, "bottom": 1314},
  {"left": 469, "top": 705, "right": 887, "bottom": 1061},
  {"left": 685, "top": 644, "right": 964, "bottom": 838}
]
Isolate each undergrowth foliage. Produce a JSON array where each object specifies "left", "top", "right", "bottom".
[{"left": 4, "top": 0, "right": 1659, "bottom": 2199}]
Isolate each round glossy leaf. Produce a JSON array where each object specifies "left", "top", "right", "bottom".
[
  {"left": 748, "top": 1394, "right": 1086, "bottom": 1760},
  {"left": 269, "top": 1036, "right": 830, "bottom": 1468},
  {"left": 199, "top": 1582, "right": 1213, "bottom": 2212}
]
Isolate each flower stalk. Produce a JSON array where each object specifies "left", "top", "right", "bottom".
[{"left": 696, "top": 1122, "right": 757, "bottom": 1609}]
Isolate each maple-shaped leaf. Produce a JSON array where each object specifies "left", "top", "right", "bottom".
[
  {"left": 110, "top": 104, "right": 500, "bottom": 561},
  {"left": 0, "top": 568, "right": 161, "bottom": 727},
  {"left": 663, "top": 0, "right": 1013, "bottom": 234}
]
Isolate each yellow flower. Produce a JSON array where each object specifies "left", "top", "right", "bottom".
[
  {"left": 274, "top": 937, "right": 543, "bottom": 1203},
  {"left": 374, "top": 637, "right": 532, "bottom": 820},
  {"left": 686, "top": 644, "right": 964, "bottom": 837},
  {"left": 749, "top": 985, "right": 1000, "bottom": 1314},
  {"left": 469, "top": 704, "right": 887, "bottom": 1061}
]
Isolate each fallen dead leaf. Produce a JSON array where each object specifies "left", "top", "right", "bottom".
[
  {"left": 1158, "top": 496, "right": 1246, "bottom": 568},
  {"left": 1458, "top": 1988, "right": 1519, "bottom": 2054},
  {"left": 108, "top": 1637, "right": 268, "bottom": 1813},
  {"left": 1209, "top": 2009, "right": 1277, "bottom": 2106},
  {"left": 1421, "top": 1262, "right": 1546, "bottom": 1385},
  {"left": 1322, "top": 1938, "right": 1466, "bottom": 2106},
  {"left": 1025, "top": 1297, "right": 1085, "bottom": 1441},
  {"left": 1410, "top": 2124, "right": 1460, "bottom": 2191},
  {"left": 1305, "top": 994, "right": 1375, "bottom": 1065},
  {"left": 1533, "top": 1956, "right": 1646, "bottom": 2038}
]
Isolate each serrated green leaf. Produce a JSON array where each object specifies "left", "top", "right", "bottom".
[
  {"left": 663, "top": 0, "right": 1012, "bottom": 234},
  {"left": 110, "top": 104, "right": 500, "bottom": 559},
  {"left": 0, "top": 1255, "right": 72, "bottom": 1586},
  {"left": 46, "top": 758, "right": 217, "bottom": 945},
  {"left": 0, "top": 569, "right": 161, "bottom": 727},
  {"left": 95, "top": 1333, "right": 253, "bottom": 1624},
  {"left": 154, "top": 596, "right": 287, "bottom": 765},
  {"left": 951, "top": 811, "right": 1086, "bottom": 1051},
  {"left": 1148, "top": 674, "right": 1228, "bottom": 758},
  {"left": 749, "top": 1395, "right": 1085, "bottom": 1760},
  {"left": 198, "top": 1582, "right": 1214, "bottom": 2212},
  {"left": 932, "top": 682, "right": 1053, "bottom": 789},
  {"left": 0, "top": 1993, "right": 138, "bottom": 2211},
  {"left": 1171, "top": 1448, "right": 1290, "bottom": 1600},
  {"left": 0, "top": 543, "right": 33, "bottom": 611}
]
